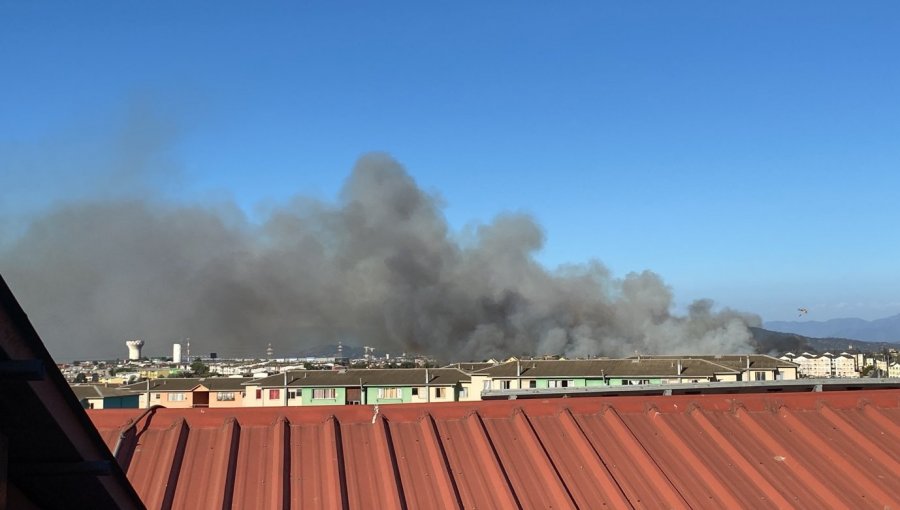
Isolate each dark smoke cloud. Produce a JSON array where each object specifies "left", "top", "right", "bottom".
[{"left": 1, "top": 152, "right": 761, "bottom": 360}]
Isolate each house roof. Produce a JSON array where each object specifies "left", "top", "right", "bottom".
[
  {"left": 195, "top": 377, "right": 253, "bottom": 391},
  {"left": 0, "top": 275, "right": 144, "bottom": 509},
  {"left": 248, "top": 368, "right": 471, "bottom": 388},
  {"left": 69, "top": 384, "right": 137, "bottom": 401},
  {"left": 118, "top": 376, "right": 253, "bottom": 393},
  {"left": 88, "top": 389, "right": 900, "bottom": 509},
  {"left": 442, "top": 361, "right": 497, "bottom": 372},
  {"left": 120, "top": 377, "right": 204, "bottom": 392},
  {"left": 630, "top": 354, "right": 801, "bottom": 370},
  {"left": 477, "top": 358, "right": 741, "bottom": 378}
]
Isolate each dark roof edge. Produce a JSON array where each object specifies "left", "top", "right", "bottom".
[{"left": 0, "top": 275, "right": 145, "bottom": 509}]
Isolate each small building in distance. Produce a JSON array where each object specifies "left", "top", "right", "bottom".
[{"left": 69, "top": 384, "right": 140, "bottom": 409}]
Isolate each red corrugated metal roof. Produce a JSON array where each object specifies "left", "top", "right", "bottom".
[{"left": 89, "top": 390, "right": 900, "bottom": 509}]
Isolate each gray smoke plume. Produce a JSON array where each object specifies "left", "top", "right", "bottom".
[{"left": 1, "top": 153, "right": 760, "bottom": 360}]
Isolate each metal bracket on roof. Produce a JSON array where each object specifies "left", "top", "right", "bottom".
[
  {"left": 0, "top": 360, "right": 44, "bottom": 380},
  {"left": 113, "top": 405, "right": 164, "bottom": 460}
]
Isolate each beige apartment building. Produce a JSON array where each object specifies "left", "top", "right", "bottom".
[{"left": 780, "top": 352, "right": 859, "bottom": 378}]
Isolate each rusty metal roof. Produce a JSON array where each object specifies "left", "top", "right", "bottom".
[{"left": 89, "top": 389, "right": 900, "bottom": 509}]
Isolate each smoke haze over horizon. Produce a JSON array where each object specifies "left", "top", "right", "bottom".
[{"left": 1, "top": 150, "right": 761, "bottom": 361}]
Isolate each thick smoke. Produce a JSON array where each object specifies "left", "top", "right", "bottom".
[{"left": 1, "top": 153, "right": 761, "bottom": 360}]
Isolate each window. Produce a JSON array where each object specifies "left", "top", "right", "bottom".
[
  {"left": 435, "top": 387, "right": 444, "bottom": 398},
  {"left": 269, "top": 389, "right": 280, "bottom": 400},
  {"left": 755, "top": 372, "right": 766, "bottom": 381},
  {"left": 313, "top": 388, "right": 336, "bottom": 399},
  {"left": 217, "top": 392, "right": 235, "bottom": 401},
  {"left": 483, "top": 380, "right": 491, "bottom": 391},
  {"left": 548, "top": 380, "right": 574, "bottom": 388},
  {"left": 501, "top": 380, "right": 512, "bottom": 390},
  {"left": 378, "top": 387, "right": 400, "bottom": 399},
  {"left": 412, "top": 388, "right": 419, "bottom": 397},
  {"left": 154, "top": 393, "right": 160, "bottom": 400},
  {"left": 169, "top": 392, "right": 185, "bottom": 401},
  {"left": 460, "top": 388, "right": 468, "bottom": 398},
  {"left": 255, "top": 389, "right": 262, "bottom": 399},
  {"left": 625, "top": 380, "right": 650, "bottom": 385},
  {"left": 288, "top": 391, "right": 297, "bottom": 400},
  {"left": 528, "top": 380, "right": 537, "bottom": 388}
]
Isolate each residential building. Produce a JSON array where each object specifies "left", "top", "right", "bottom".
[
  {"left": 781, "top": 352, "right": 860, "bottom": 378},
  {"left": 69, "top": 384, "right": 140, "bottom": 409},
  {"left": 475, "top": 358, "right": 742, "bottom": 390},
  {"left": 121, "top": 377, "right": 251, "bottom": 408},
  {"left": 632, "top": 354, "right": 799, "bottom": 381},
  {"left": 874, "top": 359, "right": 900, "bottom": 378},
  {"left": 242, "top": 368, "right": 472, "bottom": 407}
]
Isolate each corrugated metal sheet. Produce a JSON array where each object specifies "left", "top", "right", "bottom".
[{"left": 90, "top": 390, "right": 900, "bottom": 510}]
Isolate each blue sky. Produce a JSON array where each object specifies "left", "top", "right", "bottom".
[{"left": 3, "top": 2, "right": 900, "bottom": 322}]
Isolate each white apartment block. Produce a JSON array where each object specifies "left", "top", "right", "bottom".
[{"left": 780, "top": 352, "right": 860, "bottom": 378}]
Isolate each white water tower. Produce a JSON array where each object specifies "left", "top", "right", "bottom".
[
  {"left": 126, "top": 339, "right": 145, "bottom": 360},
  {"left": 173, "top": 343, "right": 182, "bottom": 364}
]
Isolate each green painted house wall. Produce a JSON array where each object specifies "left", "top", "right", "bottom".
[
  {"left": 366, "top": 386, "right": 411, "bottom": 404},
  {"left": 301, "top": 387, "right": 346, "bottom": 406}
]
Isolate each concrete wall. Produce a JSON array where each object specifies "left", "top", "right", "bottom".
[{"left": 461, "top": 375, "right": 488, "bottom": 401}]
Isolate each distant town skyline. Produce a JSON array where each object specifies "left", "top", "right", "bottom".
[{"left": 3, "top": 3, "right": 900, "bottom": 360}]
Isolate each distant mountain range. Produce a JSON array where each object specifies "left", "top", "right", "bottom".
[
  {"left": 749, "top": 327, "right": 899, "bottom": 355},
  {"left": 764, "top": 314, "right": 900, "bottom": 343}
]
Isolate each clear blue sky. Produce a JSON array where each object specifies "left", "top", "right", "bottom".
[{"left": 3, "top": 2, "right": 899, "bottom": 322}]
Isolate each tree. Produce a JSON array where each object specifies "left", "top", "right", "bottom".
[
  {"left": 74, "top": 373, "right": 87, "bottom": 384},
  {"left": 190, "top": 360, "right": 210, "bottom": 376}
]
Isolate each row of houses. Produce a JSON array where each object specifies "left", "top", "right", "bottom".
[{"left": 74, "top": 355, "right": 799, "bottom": 409}]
